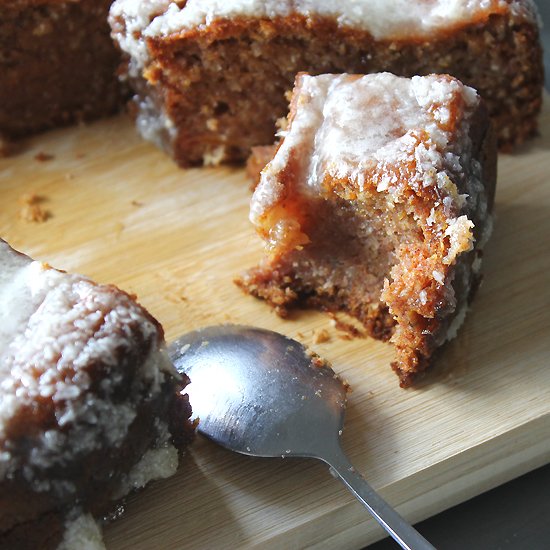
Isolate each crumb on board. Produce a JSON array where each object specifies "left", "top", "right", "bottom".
[
  {"left": 18, "top": 193, "right": 50, "bottom": 223},
  {"left": 312, "top": 328, "right": 330, "bottom": 344},
  {"left": 328, "top": 313, "right": 364, "bottom": 340},
  {"left": 131, "top": 200, "right": 144, "bottom": 207},
  {"left": 164, "top": 292, "right": 188, "bottom": 304},
  {"left": 34, "top": 152, "right": 54, "bottom": 162}
]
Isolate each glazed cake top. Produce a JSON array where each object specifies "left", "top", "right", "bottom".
[
  {"left": 0, "top": 240, "right": 174, "bottom": 487},
  {"left": 111, "top": 0, "right": 537, "bottom": 43},
  {"left": 251, "top": 73, "right": 486, "bottom": 264}
]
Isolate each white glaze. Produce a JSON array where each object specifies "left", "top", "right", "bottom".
[
  {"left": 250, "top": 73, "right": 479, "bottom": 228},
  {"left": 145, "top": 0, "right": 510, "bottom": 40},
  {"left": 109, "top": 0, "right": 172, "bottom": 77}
]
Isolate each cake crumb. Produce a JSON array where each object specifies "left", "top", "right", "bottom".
[
  {"left": 34, "top": 152, "right": 54, "bottom": 162},
  {"left": 311, "top": 355, "right": 327, "bottom": 368},
  {"left": 203, "top": 145, "right": 225, "bottom": 166},
  {"left": 328, "top": 314, "right": 363, "bottom": 339},
  {"left": 206, "top": 118, "right": 219, "bottom": 131},
  {"left": 18, "top": 193, "right": 50, "bottom": 223},
  {"left": 131, "top": 200, "right": 144, "bottom": 207},
  {"left": 165, "top": 292, "right": 188, "bottom": 304},
  {"left": 305, "top": 347, "right": 329, "bottom": 369},
  {"left": 312, "top": 328, "right": 330, "bottom": 344}
]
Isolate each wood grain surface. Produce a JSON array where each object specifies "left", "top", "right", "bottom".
[{"left": 0, "top": 97, "right": 549, "bottom": 549}]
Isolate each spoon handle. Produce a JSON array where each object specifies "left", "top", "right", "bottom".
[{"left": 320, "top": 445, "right": 436, "bottom": 550}]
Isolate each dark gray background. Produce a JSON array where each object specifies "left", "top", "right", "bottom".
[
  {"left": 368, "top": 2, "right": 549, "bottom": 549},
  {"left": 538, "top": 1, "right": 550, "bottom": 87}
]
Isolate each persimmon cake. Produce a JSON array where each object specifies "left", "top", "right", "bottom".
[
  {"left": 0, "top": 0, "right": 123, "bottom": 142},
  {"left": 0, "top": 240, "right": 194, "bottom": 549},
  {"left": 109, "top": 0, "right": 542, "bottom": 167},
  {"left": 237, "top": 73, "right": 497, "bottom": 387}
]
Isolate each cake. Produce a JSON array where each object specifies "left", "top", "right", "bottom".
[
  {"left": 109, "top": 0, "right": 542, "bottom": 167},
  {"left": 0, "top": 0, "right": 123, "bottom": 143},
  {"left": 0, "top": 240, "right": 194, "bottom": 549},
  {"left": 236, "top": 72, "right": 497, "bottom": 387}
]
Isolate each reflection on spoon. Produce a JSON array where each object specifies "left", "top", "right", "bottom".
[{"left": 169, "top": 325, "right": 434, "bottom": 550}]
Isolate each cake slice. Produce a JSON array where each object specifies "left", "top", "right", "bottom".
[
  {"left": 109, "top": 0, "right": 542, "bottom": 167},
  {"left": 237, "top": 73, "right": 497, "bottom": 387},
  {"left": 0, "top": 0, "right": 124, "bottom": 143},
  {"left": 0, "top": 240, "right": 194, "bottom": 549}
]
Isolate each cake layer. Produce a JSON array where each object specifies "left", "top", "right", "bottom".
[
  {"left": 0, "top": 240, "right": 194, "bottom": 549},
  {"left": 110, "top": 0, "right": 542, "bottom": 166},
  {"left": 238, "top": 73, "right": 497, "bottom": 387}
]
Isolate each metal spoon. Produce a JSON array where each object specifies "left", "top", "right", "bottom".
[{"left": 169, "top": 325, "right": 434, "bottom": 550}]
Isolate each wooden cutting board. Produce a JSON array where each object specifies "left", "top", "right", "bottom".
[{"left": 1, "top": 97, "right": 549, "bottom": 549}]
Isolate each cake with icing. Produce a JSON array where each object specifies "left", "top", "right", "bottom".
[
  {"left": 0, "top": 0, "right": 123, "bottom": 144},
  {"left": 109, "top": 0, "right": 542, "bottom": 167},
  {"left": 236, "top": 72, "right": 497, "bottom": 387},
  {"left": 0, "top": 239, "right": 194, "bottom": 549}
]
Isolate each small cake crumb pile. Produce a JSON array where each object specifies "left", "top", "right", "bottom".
[
  {"left": 34, "top": 151, "right": 54, "bottom": 162},
  {"left": 18, "top": 193, "right": 50, "bottom": 223},
  {"left": 312, "top": 328, "right": 330, "bottom": 344}
]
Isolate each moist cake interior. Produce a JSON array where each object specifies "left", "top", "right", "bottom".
[{"left": 248, "top": 194, "right": 402, "bottom": 339}]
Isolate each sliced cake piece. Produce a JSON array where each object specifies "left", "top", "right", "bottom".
[
  {"left": 109, "top": 0, "right": 542, "bottom": 166},
  {"left": 0, "top": 0, "right": 124, "bottom": 143},
  {"left": 0, "top": 240, "right": 194, "bottom": 549},
  {"left": 237, "top": 73, "right": 497, "bottom": 387}
]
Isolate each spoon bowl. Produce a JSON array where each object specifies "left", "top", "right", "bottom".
[
  {"left": 170, "top": 325, "right": 346, "bottom": 459},
  {"left": 169, "top": 325, "right": 434, "bottom": 550}
]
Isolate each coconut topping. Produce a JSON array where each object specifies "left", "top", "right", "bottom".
[
  {"left": 0, "top": 240, "right": 176, "bottom": 488},
  {"left": 251, "top": 72, "right": 481, "bottom": 243},
  {"left": 142, "top": 0, "right": 514, "bottom": 40}
]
